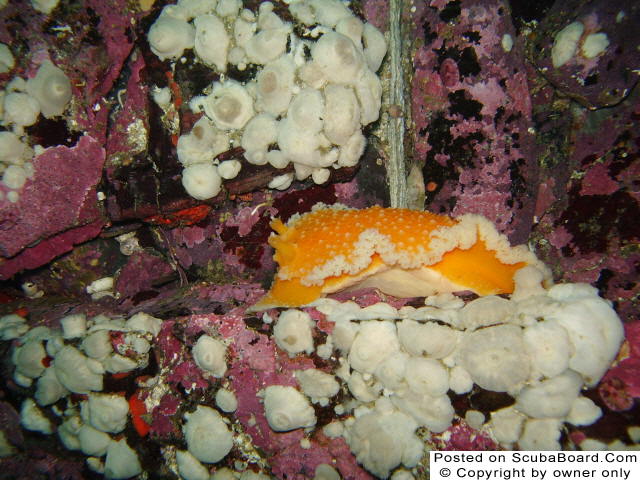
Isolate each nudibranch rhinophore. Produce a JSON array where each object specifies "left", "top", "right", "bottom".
[{"left": 253, "top": 205, "right": 549, "bottom": 310}]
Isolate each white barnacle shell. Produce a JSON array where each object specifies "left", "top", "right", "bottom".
[
  {"left": 177, "top": 116, "right": 230, "bottom": 166},
  {"left": 53, "top": 346, "right": 103, "bottom": 393},
  {"left": 396, "top": 319, "right": 458, "bottom": 359},
  {"left": 362, "top": 22, "right": 387, "bottom": 72},
  {"left": 181, "top": 163, "right": 222, "bottom": 200},
  {"left": 309, "top": 0, "right": 351, "bottom": 28},
  {"left": 404, "top": 357, "right": 449, "bottom": 397},
  {"left": 354, "top": 67, "right": 382, "bottom": 125},
  {"left": 241, "top": 113, "right": 279, "bottom": 165},
  {"left": 295, "top": 368, "right": 340, "bottom": 405},
  {"left": 287, "top": 88, "right": 325, "bottom": 133},
  {"left": 277, "top": 118, "right": 322, "bottom": 167},
  {"left": 183, "top": 405, "right": 233, "bottom": 463},
  {"left": 523, "top": 320, "right": 571, "bottom": 379},
  {"left": 273, "top": 309, "right": 314, "bottom": 357},
  {"left": 217, "top": 159, "right": 241, "bottom": 179},
  {"left": 337, "top": 130, "right": 366, "bottom": 167},
  {"left": 244, "top": 27, "right": 290, "bottom": 65},
  {"left": 192, "top": 334, "right": 227, "bottom": 377},
  {"left": 3, "top": 92, "right": 40, "bottom": 128},
  {"left": 336, "top": 15, "right": 363, "bottom": 50},
  {"left": 348, "top": 321, "right": 400, "bottom": 374},
  {"left": 458, "top": 295, "right": 515, "bottom": 331}
]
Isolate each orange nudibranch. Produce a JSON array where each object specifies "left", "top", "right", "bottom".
[{"left": 252, "top": 205, "right": 547, "bottom": 310}]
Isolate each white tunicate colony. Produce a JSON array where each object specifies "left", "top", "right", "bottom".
[
  {"left": 0, "top": 269, "right": 628, "bottom": 476},
  {"left": 147, "top": 0, "right": 387, "bottom": 200},
  {"left": 261, "top": 266, "right": 624, "bottom": 478},
  {"left": 2, "top": 311, "right": 164, "bottom": 472}
]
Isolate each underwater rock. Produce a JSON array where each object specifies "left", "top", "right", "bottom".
[
  {"left": 410, "top": 0, "right": 539, "bottom": 242},
  {"left": 0, "top": 136, "right": 106, "bottom": 279},
  {"left": 530, "top": 0, "right": 640, "bottom": 110}
]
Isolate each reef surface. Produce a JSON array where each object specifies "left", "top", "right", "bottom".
[{"left": 0, "top": 0, "right": 638, "bottom": 479}]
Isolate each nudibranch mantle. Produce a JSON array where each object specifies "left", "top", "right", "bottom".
[{"left": 254, "top": 205, "right": 549, "bottom": 310}]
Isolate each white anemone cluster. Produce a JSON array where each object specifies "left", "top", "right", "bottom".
[
  {"left": 147, "top": 0, "right": 387, "bottom": 200},
  {"left": 0, "top": 60, "right": 73, "bottom": 203},
  {"left": 262, "top": 266, "right": 624, "bottom": 478},
  {"left": 5, "top": 311, "right": 164, "bottom": 478}
]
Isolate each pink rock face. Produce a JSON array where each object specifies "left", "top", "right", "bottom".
[
  {"left": 104, "top": 54, "right": 149, "bottom": 171},
  {"left": 0, "top": 220, "right": 105, "bottom": 280},
  {"left": 410, "top": 0, "right": 538, "bottom": 242},
  {"left": 0, "top": 136, "right": 106, "bottom": 279},
  {"left": 143, "top": 303, "right": 372, "bottom": 479},
  {"left": 436, "top": 421, "right": 499, "bottom": 451},
  {"left": 530, "top": 0, "right": 640, "bottom": 110},
  {"left": 599, "top": 321, "right": 640, "bottom": 411},
  {"left": 70, "top": 0, "right": 140, "bottom": 142},
  {"left": 114, "top": 251, "right": 174, "bottom": 300},
  {"left": 0, "top": 0, "right": 637, "bottom": 476},
  {"left": 0, "top": 0, "right": 148, "bottom": 280},
  {"left": 580, "top": 163, "right": 620, "bottom": 196},
  {"left": 531, "top": 88, "right": 640, "bottom": 323},
  {"left": 362, "top": 0, "right": 389, "bottom": 31},
  {"left": 150, "top": 393, "right": 181, "bottom": 438}
]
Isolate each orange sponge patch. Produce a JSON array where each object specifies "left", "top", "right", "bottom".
[{"left": 254, "top": 205, "right": 544, "bottom": 309}]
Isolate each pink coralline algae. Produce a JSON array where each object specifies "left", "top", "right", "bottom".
[
  {"left": 362, "top": 0, "right": 389, "bottom": 31},
  {"left": 212, "top": 307, "right": 370, "bottom": 479},
  {"left": 435, "top": 421, "right": 499, "bottom": 451},
  {"left": 0, "top": 136, "right": 107, "bottom": 279},
  {"left": 599, "top": 321, "right": 640, "bottom": 411},
  {"left": 139, "top": 302, "right": 372, "bottom": 478},
  {"left": 150, "top": 392, "right": 182, "bottom": 438},
  {"left": 65, "top": 0, "right": 145, "bottom": 142},
  {"left": 410, "top": 0, "right": 538, "bottom": 242},
  {"left": 155, "top": 319, "right": 209, "bottom": 391},
  {"left": 580, "top": 163, "right": 620, "bottom": 196},
  {"left": 531, "top": 96, "right": 640, "bottom": 322},
  {"left": 0, "top": 0, "right": 639, "bottom": 476},
  {"left": 271, "top": 432, "right": 373, "bottom": 480},
  {"left": 0, "top": 0, "right": 145, "bottom": 279},
  {"left": 114, "top": 250, "right": 174, "bottom": 300},
  {"left": 104, "top": 53, "right": 150, "bottom": 172}
]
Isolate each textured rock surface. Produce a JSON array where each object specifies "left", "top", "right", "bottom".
[
  {"left": 411, "top": 0, "right": 539, "bottom": 242},
  {"left": 0, "top": 136, "right": 106, "bottom": 279},
  {"left": 0, "top": 0, "right": 638, "bottom": 477}
]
